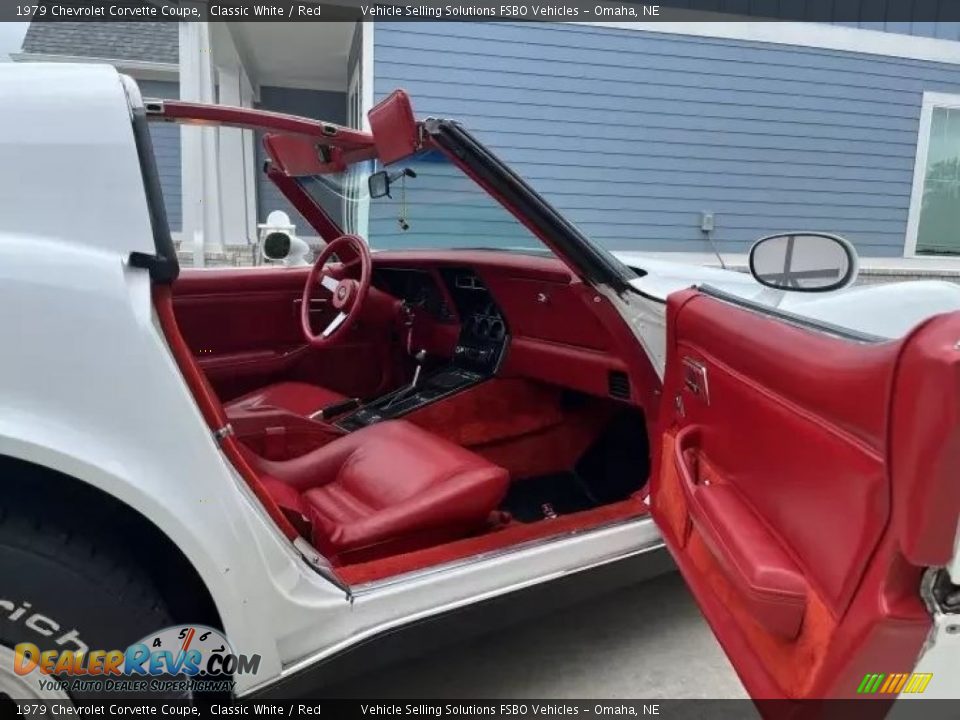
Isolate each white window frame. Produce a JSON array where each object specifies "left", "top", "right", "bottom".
[{"left": 905, "top": 91, "right": 960, "bottom": 258}]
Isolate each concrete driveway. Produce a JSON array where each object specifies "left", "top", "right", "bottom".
[{"left": 326, "top": 571, "right": 747, "bottom": 699}]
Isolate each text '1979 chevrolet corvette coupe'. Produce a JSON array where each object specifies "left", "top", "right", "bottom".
[{"left": 1, "top": 63, "right": 959, "bottom": 707}]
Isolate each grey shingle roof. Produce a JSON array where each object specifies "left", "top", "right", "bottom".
[{"left": 21, "top": 21, "right": 178, "bottom": 64}]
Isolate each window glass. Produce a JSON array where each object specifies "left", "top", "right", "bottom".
[
  {"left": 917, "top": 106, "right": 960, "bottom": 254},
  {"left": 298, "top": 151, "right": 552, "bottom": 254}
]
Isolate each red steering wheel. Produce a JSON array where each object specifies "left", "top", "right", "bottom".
[{"left": 301, "top": 234, "right": 372, "bottom": 348}]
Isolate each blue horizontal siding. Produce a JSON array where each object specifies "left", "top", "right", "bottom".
[
  {"left": 136, "top": 79, "right": 181, "bottom": 232},
  {"left": 374, "top": 22, "right": 960, "bottom": 256},
  {"left": 832, "top": 21, "right": 960, "bottom": 41},
  {"left": 656, "top": 2, "right": 960, "bottom": 40}
]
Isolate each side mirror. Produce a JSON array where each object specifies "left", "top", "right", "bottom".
[{"left": 749, "top": 232, "right": 858, "bottom": 292}]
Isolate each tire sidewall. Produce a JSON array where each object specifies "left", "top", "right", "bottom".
[{"left": 0, "top": 531, "right": 179, "bottom": 699}]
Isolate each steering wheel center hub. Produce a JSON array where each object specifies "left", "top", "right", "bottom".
[{"left": 333, "top": 278, "right": 358, "bottom": 310}]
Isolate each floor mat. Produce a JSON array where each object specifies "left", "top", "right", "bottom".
[{"left": 501, "top": 471, "right": 599, "bottom": 523}]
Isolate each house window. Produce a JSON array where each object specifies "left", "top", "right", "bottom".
[{"left": 906, "top": 92, "right": 960, "bottom": 256}]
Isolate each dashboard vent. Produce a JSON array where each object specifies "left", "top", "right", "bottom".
[
  {"left": 455, "top": 273, "right": 485, "bottom": 291},
  {"left": 608, "top": 371, "right": 631, "bottom": 400}
]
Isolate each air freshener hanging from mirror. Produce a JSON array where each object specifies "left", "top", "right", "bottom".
[{"left": 397, "top": 173, "right": 410, "bottom": 231}]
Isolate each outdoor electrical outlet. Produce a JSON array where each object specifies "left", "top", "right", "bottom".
[{"left": 700, "top": 212, "right": 715, "bottom": 233}]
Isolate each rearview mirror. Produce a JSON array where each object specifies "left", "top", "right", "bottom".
[
  {"left": 749, "top": 232, "right": 858, "bottom": 292},
  {"left": 368, "top": 170, "right": 391, "bottom": 199},
  {"left": 368, "top": 167, "right": 417, "bottom": 199}
]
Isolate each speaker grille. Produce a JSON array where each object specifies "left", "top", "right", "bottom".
[{"left": 608, "top": 371, "right": 631, "bottom": 400}]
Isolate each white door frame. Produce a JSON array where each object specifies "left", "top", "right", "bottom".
[{"left": 904, "top": 91, "right": 960, "bottom": 258}]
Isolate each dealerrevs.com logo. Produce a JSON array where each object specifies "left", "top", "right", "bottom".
[{"left": 13, "top": 625, "right": 260, "bottom": 694}]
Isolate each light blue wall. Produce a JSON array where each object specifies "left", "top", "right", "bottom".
[
  {"left": 656, "top": 1, "right": 960, "bottom": 40},
  {"left": 839, "top": 21, "right": 960, "bottom": 40},
  {"left": 373, "top": 22, "right": 960, "bottom": 257},
  {"left": 653, "top": 0, "right": 960, "bottom": 40},
  {"left": 255, "top": 86, "right": 346, "bottom": 234},
  {"left": 136, "top": 79, "right": 181, "bottom": 232}
]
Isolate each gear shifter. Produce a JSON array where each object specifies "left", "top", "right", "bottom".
[
  {"left": 410, "top": 349, "right": 427, "bottom": 389},
  {"left": 385, "top": 349, "right": 427, "bottom": 410}
]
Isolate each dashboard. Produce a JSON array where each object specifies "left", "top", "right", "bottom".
[
  {"left": 372, "top": 268, "right": 453, "bottom": 322},
  {"left": 373, "top": 265, "right": 509, "bottom": 373},
  {"left": 439, "top": 267, "right": 508, "bottom": 371},
  {"left": 369, "top": 251, "right": 635, "bottom": 403}
]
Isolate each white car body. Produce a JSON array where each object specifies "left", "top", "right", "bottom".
[
  {"left": 1, "top": 64, "right": 957, "bottom": 702},
  {"left": 615, "top": 253, "right": 960, "bottom": 374},
  {"left": 0, "top": 63, "right": 662, "bottom": 697}
]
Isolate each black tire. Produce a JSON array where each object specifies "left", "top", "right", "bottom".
[{"left": 0, "top": 489, "right": 181, "bottom": 700}]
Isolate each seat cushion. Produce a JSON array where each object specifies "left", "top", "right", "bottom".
[
  {"left": 251, "top": 421, "right": 510, "bottom": 564},
  {"left": 225, "top": 381, "right": 346, "bottom": 418}
]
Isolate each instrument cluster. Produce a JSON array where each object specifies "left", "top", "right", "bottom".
[{"left": 464, "top": 301, "right": 507, "bottom": 342}]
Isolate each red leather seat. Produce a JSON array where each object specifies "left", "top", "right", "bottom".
[
  {"left": 242, "top": 421, "right": 510, "bottom": 564},
  {"left": 226, "top": 381, "right": 346, "bottom": 418}
]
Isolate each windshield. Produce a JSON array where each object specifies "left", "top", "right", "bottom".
[{"left": 297, "top": 150, "right": 552, "bottom": 254}]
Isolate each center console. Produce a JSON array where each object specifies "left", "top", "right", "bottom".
[{"left": 335, "top": 268, "right": 508, "bottom": 431}]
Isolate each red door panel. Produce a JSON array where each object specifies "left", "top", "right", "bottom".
[
  {"left": 890, "top": 313, "right": 960, "bottom": 567},
  {"left": 653, "top": 289, "right": 960, "bottom": 700},
  {"left": 172, "top": 268, "right": 398, "bottom": 402}
]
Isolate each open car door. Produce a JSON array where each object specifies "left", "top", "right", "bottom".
[{"left": 650, "top": 286, "right": 960, "bottom": 700}]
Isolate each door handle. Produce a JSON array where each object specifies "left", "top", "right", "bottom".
[{"left": 681, "top": 357, "right": 710, "bottom": 405}]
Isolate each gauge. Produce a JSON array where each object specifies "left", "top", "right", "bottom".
[{"left": 411, "top": 284, "right": 430, "bottom": 307}]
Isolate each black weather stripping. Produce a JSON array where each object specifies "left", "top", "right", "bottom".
[{"left": 129, "top": 105, "right": 179, "bottom": 284}]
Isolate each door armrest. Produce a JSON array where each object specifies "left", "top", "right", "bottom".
[{"left": 674, "top": 426, "right": 809, "bottom": 640}]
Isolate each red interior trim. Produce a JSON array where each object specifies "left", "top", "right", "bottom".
[
  {"left": 263, "top": 134, "right": 338, "bottom": 176},
  {"left": 153, "top": 286, "right": 228, "bottom": 430},
  {"left": 404, "top": 378, "right": 615, "bottom": 478},
  {"left": 154, "top": 100, "right": 376, "bottom": 149},
  {"left": 368, "top": 249, "right": 576, "bottom": 282},
  {"left": 651, "top": 289, "right": 941, "bottom": 700},
  {"left": 338, "top": 497, "right": 648, "bottom": 585},
  {"left": 675, "top": 427, "right": 808, "bottom": 641},
  {"left": 890, "top": 312, "right": 960, "bottom": 566},
  {"left": 153, "top": 285, "right": 300, "bottom": 541},
  {"left": 367, "top": 90, "right": 420, "bottom": 165},
  {"left": 265, "top": 164, "right": 342, "bottom": 241}
]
